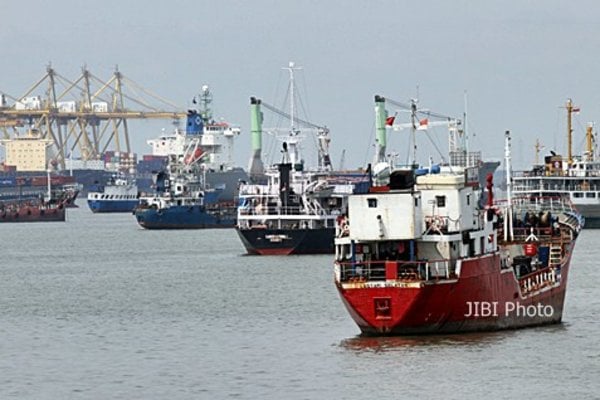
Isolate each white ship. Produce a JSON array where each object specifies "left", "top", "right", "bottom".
[{"left": 513, "top": 99, "right": 596, "bottom": 228}]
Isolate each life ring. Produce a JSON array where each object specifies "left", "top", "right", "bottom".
[
  {"left": 195, "top": 116, "right": 202, "bottom": 125},
  {"left": 341, "top": 222, "right": 350, "bottom": 236}
]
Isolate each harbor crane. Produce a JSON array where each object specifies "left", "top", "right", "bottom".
[{"left": 0, "top": 65, "right": 186, "bottom": 170}]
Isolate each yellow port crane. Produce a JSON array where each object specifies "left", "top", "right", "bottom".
[{"left": 0, "top": 65, "right": 186, "bottom": 170}]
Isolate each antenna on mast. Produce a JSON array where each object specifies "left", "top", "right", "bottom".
[
  {"left": 464, "top": 90, "right": 470, "bottom": 167},
  {"left": 282, "top": 61, "right": 303, "bottom": 136}
]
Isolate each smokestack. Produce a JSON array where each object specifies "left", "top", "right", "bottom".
[{"left": 248, "top": 97, "right": 265, "bottom": 181}]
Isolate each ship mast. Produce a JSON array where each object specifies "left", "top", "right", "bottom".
[
  {"left": 534, "top": 139, "right": 544, "bottom": 165},
  {"left": 463, "top": 91, "right": 470, "bottom": 167},
  {"left": 282, "top": 61, "right": 303, "bottom": 166},
  {"left": 46, "top": 167, "right": 51, "bottom": 202},
  {"left": 504, "top": 130, "right": 514, "bottom": 241},
  {"left": 199, "top": 85, "right": 213, "bottom": 123},
  {"left": 566, "top": 99, "right": 577, "bottom": 166}
]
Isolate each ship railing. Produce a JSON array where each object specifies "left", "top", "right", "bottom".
[
  {"left": 336, "top": 259, "right": 454, "bottom": 283},
  {"left": 519, "top": 265, "right": 559, "bottom": 295},
  {"left": 508, "top": 226, "right": 554, "bottom": 242},
  {"left": 239, "top": 204, "right": 340, "bottom": 217},
  {"left": 496, "top": 195, "right": 577, "bottom": 214},
  {"left": 513, "top": 181, "right": 600, "bottom": 192},
  {"left": 238, "top": 184, "right": 280, "bottom": 196},
  {"left": 512, "top": 170, "right": 546, "bottom": 178}
]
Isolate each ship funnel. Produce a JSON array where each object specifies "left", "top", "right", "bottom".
[
  {"left": 374, "top": 95, "right": 388, "bottom": 164},
  {"left": 186, "top": 110, "right": 204, "bottom": 135},
  {"left": 248, "top": 97, "right": 265, "bottom": 181}
]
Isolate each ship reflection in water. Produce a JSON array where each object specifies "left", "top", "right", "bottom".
[
  {"left": 339, "top": 323, "right": 569, "bottom": 353},
  {"left": 339, "top": 330, "right": 516, "bottom": 352}
]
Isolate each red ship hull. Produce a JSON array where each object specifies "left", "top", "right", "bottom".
[
  {"left": 0, "top": 205, "right": 66, "bottom": 223},
  {"left": 337, "top": 247, "right": 573, "bottom": 335}
]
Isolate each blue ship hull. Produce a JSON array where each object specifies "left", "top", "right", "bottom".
[
  {"left": 134, "top": 205, "right": 236, "bottom": 229},
  {"left": 88, "top": 199, "right": 138, "bottom": 213}
]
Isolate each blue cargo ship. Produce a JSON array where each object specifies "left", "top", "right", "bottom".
[
  {"left": 87, "top": 175, "right": 139, "bottom": 213},
  {"left": 133, "top": 112, "right": 236, "bottom": 229},
  {"left": 134, "top": 169, "right": 236, "bottom": 229}
]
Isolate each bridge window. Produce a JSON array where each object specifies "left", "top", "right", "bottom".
[
  {"left": 573, "top": 192, "right": 583, "bottom": 198},
  {"left": 436, "top": 195, "right": 446, "bottom": 207},
  {"left": 586, "top": 192, "right": 596, "bottom": 198}
]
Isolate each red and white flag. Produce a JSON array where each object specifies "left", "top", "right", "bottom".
[
  {"left": 385, "top": 116, "right": 396, "bottom": 126},
  {"left": 417, "top": 118, "right": 429, "bottom": 130}
]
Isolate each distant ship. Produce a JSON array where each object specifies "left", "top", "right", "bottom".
[
  {"left": 87, "top": 174, "right": 139, "bottom": 213},
  {"left": 134, "top": 116, "right": 237, "bottom": 229},
  {"left": 0, "top": 171, "right": 80, "bottom": 208},
  {"left": 237, "top": 159, "right": 370, "bottom": 255},
  {"left": 0, "top": 129, "right": 81, "bottom": 207},
  {"left": 140, "top": 85, "right": 248, "bottom": 202},
  {"left": 334, "top": 131, "right": 583, "bottom": 335},
  {"left": 236, "top": 63, "right": 370, "bottom": 255},
  {"left": 0, "top": 181, "right": 71, "bottom": 223},
  {"left": 513, "top": 99, "right": 597, "bottom": 227}
]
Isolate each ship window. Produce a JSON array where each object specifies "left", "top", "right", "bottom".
[
  {"left": 467, "top": 194, "right": 471, "bottom": 205},
  {"left": 436, "top": 195, "right": 446, "bottom": 207},
  {"left": 573, "top": 192, "right": 584, "bottom": 198},
  {"left": 367, "top": 198, "right": 378, "bottom": 208},
  {"left": 414, "top": 197, "right": 419, "bottom": 207},
  {"left": 586, "top": 192, "right": 595, "bottom": 198}
]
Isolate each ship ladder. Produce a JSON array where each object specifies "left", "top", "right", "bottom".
[{"left": 549, "top": 244, "right": 562, "bottom": 267}]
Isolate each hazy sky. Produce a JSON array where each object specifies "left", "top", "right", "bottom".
[{"left": 2, "top": 0, "right": 600, "bottom": 169}]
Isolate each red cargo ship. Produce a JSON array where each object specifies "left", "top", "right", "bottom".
[{"left": 334, "top": 132, "right": 583, "bottom": 335}]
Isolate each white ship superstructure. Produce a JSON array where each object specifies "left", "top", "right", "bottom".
[{"left": 513, "top": 99, "right": 598, "bottom": 228}]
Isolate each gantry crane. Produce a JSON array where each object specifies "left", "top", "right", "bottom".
[{"left": 0, "top": 65, "right": 186, "bottom": 170}]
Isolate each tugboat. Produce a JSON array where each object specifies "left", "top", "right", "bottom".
[
  {"left": 134, "top": 115, "right": 236, "bottom": 229},
  {"left": 87, "top": 174, "right": 138, "bottom": 213},
  {"left": 236, "top": 63, "right": 370, "bottom": 255},
  {"left": 334, "top": 131, "right": 583, "bottom": 335}
]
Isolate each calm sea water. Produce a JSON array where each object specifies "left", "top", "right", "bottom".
[{"left": 1, "top": 207, "right": 599, "bottom": 399}]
